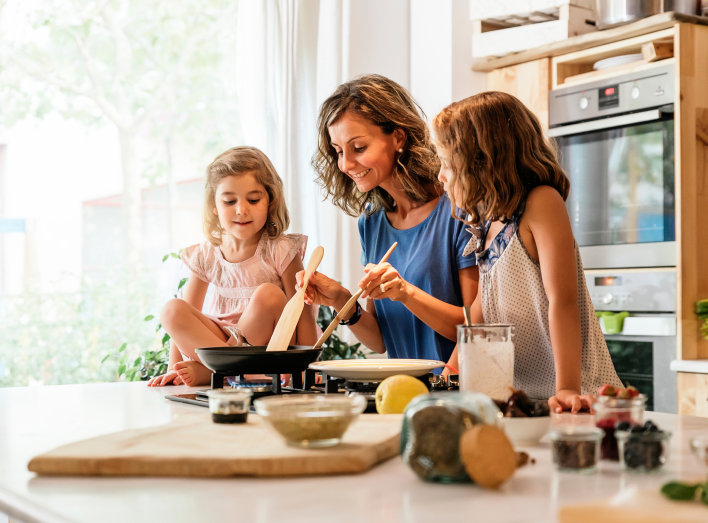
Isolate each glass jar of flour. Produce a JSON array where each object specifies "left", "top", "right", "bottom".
[{"left": 457, "top": 324, "right": 515, "bottom": 401}]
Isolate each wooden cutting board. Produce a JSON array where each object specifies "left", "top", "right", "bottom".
[{"left": 28, "top": 413, "right": 402, "bottom": 478}]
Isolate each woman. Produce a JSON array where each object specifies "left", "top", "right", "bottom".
[{"left": 298, "top": 74, "right": 478, "bottom": 369}]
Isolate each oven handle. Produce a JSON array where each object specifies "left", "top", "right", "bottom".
[{"left": 547, "top": 109, "right": 663, "bottom": 138}]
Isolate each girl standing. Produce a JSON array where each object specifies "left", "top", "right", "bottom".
[
  {"left": 433, "top": 92, "right": 621, "bottom": 412},
  {"left": 148, "top": 146, "right": 317, "bottom": 387}
]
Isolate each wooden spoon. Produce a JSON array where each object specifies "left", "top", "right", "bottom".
[
  {"left": 266, "top": 246, "right": 325, "bottom": 352},
  {"left": 313, "top": 242, "right": 397, "bottom": 349}
]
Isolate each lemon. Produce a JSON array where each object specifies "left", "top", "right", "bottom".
[{"left": 375, "top": 374, "right": 429, "bottom": 414}]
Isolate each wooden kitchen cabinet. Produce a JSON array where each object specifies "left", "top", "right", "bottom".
[
  {"left": 677, "top": 372, "right": 708, "bottom": 417},
  {"left": 486, "top": 58, "right": 551, "bottom": 129}
]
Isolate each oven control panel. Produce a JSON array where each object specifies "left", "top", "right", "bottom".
[
  {"left": 585, "top": 270, "right": 676, "bottom": 313},
  {"left": 549, "top": 63, "right": 675, "bottom": 128}
]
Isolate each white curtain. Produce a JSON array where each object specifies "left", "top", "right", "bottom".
[{"left": 235, "top": 0, "right": 362, "bottom": 293}]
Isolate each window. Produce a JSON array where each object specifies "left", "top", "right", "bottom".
[{"left": 0, "top": 0, "right": 241, "bottom": 386}]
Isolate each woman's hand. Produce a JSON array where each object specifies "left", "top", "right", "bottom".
[
  {"left": 548, "top": 389, "right": 596, "bottom": 414},
  {"left": 295, "top": 270, "right": 350, "bottom": 309},
  {"left": 359, "top": 262, "right": 411, "bottom": 302},
  {"left": 147, "top": 370, "right": 183, "bottom": 387}
]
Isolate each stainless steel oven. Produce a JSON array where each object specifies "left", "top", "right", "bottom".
[
  {"left": 549, "top": 63, "right": 675, "bottom": 269},
  {"left": 586, "top": 270, "right": 677, "bottom": 413}
]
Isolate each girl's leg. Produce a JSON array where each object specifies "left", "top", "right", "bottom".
[
  {"left": 237, "top": 283, "right": 291, "bottom": 345},
  {"left": 160, "top": 299, "right": 229, "bottom": 386},
  {"left": 160, "top": 299, "right": 229, "bottom": 360}
]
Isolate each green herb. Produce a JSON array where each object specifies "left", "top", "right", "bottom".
[
  {"left": 696, "top": 300, "right": 708, "bottom": 340},
  {"left": 661, "top": 480, "right": 708, "bottom": 506}
]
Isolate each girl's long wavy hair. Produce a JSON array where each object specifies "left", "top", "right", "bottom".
[
  {"left": 203, "top": 146, "right": 289, "bottom": 246},
  {"left": 432, "top": 91, "right": 569, "bottom": 226},
  {"left": 312, "top": 74, "right": 440, "bottom": 217}
]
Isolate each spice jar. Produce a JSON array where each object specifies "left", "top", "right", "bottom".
[
  {"left": 548, "top": 427, "right": 603, "bottom": 474},
  {"left": 400, "top": 391, "right": 502, "bottom": 483},
  {"left": 616, "top": 427, "right": 671, "bottom": 473},
  {"left": 458, "top": 324, "right": 515, "bottom": 401},
  {"left": 206, "top": 388, "right": 253, "bottom": 424},
  {"left": 594, "top": 394, "right": 647, "bottom": 460}
]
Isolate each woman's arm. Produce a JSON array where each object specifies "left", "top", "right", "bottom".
[
  {"left": 297, "top": 271, "right": 387, "bottom": 353},
  {"left": 357, "top": 264, "right": 479, "bottom": 341},
  {"left": 523, "top": 186, "right": 595, "bottom": 413},
  {"left": 281, "top": 256, "right": 318, "bottom": 346}
]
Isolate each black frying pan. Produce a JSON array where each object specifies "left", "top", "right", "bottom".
[{"left": 195, "top": 346, "right": 322, "bottom": 375}]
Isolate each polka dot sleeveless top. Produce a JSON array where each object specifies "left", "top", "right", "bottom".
[{"left": 465, "top": 214, "right": 622, "bottom": 399}]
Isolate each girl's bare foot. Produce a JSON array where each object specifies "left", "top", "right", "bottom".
[{"left": 174, "top": 360, "right": 213, "bottom": 386}]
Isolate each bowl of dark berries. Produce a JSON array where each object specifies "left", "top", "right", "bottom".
[
  {"left": 495, "top": 388, "right": 551, "bottom": 447},
  {"left": 594, "top": 384, "right": 647, "bottom": 461},
  {"left": 615, "top": 420, "right": 671, "bottom": 473}
]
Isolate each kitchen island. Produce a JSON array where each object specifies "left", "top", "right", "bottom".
[{"left": 1, "top": 382, "right": 707, "bottom": 523}]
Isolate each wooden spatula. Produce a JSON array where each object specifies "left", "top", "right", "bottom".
[
  {"left": 266, "top": 246, "right": 325, "bottom": 352},
  {"left": 313, "top": 242, "right": 397, "bottom": 349}
]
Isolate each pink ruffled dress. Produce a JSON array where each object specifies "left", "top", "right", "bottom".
[{"left": 180, "top": 232, "right": 307, "bottom": 346}]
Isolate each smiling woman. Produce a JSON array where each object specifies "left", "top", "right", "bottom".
[{"left": 298, "top": 75, "right": 479, "bottom": 372}]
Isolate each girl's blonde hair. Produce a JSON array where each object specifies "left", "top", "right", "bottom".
[
  {"left": 432, "top": 91, "right": 569, "bottom": 226},
  {"left": 312, "top": 74, "right": 440, "bottom": 217},
  {"left": 203, "top": 146, "right": 289, "bottom": 245}
]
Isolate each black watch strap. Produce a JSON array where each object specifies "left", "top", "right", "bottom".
[{"left": 339, "top": 300, "right": 363, "bottom": 326}]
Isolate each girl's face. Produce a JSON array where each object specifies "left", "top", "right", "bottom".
[
  {"left": 328, "top": 112, "right": 405, "bottom": 193},
  {"left": 213, "top": 172, "right": 269, "bottom": 242},
  {"left": 437, "top": 148, "right": 462, "bottom": 207}
]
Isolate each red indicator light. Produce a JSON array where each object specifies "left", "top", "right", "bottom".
[{"left": 605, "top": 87, "right": 615, "bottom": 95}]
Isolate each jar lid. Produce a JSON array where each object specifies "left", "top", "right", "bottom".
[
  {"left": 206, "top": 388, "right": 253, "bottom": 399},
  {"left": 615, "top": 429, "right": 672, "bottom": 442},
  {"left": 547, "top": 427, "right": 604, "bottom": 442}
]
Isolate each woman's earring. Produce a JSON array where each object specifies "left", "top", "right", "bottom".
[{"left": 398, "top": 148, "right": 403, "bottom": 153}]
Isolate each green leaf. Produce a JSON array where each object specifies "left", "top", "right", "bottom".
[
  {"left": 134, "top": 357, "right": 141, "bottom": 366},
  {"left": 179, "top": 248, "right": 185, "bottom": 254},
  {"left": 162, "top": 332, "right": 171, "bottom": 345},
  {"left": 170, "top": 253, "right": 180, "bottom": 259},
  {"left": 118, "top": 364, "right": 126, "bottom": 376},
  {"left": 144, "top": 315, "right": 154, "bottom": 321},
  {"left": 178, "top": 278, "right": 188, "bottom": 290},
  {"left": 701, "top": 485, "right": 708, "bottom": 506},
  {"left": 118, "top": 343, "right": 127, "bottom": 353},
  {"left": 155, "top": 323, "right": 162, "bottom": 333},
  {"left": 661, "top": 482, "right": 700, "bottom": 501},
  {"left": 120, "top": 355, "right": 127, "bottom": 365},
  {"left": 101, "top": 353, "right": 111, "bottom": 364},
  {"left": 162, "top": 254, "right": 169, "bottom": 262}
]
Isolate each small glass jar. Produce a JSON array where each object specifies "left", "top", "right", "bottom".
[
  {"left": 400, "top": 391, "right": 502, "bottom": 483},
  {"left": 548, "top": 427, "right": 603, "bottom": 474},
  {"left": 594, "top": 394, "right": 647, "bottom": 460},
  {"left": 690, "top": 435, "right": 708, "bottom": 468},
  {"left": 616, "top": 429, "right": 671, "bottom": 473},
  {"left": 206, "top": 388, "right": 253, "bottom": 424},
  {"left": 457, "top": 324, "right": 515, "bottom": 401}
]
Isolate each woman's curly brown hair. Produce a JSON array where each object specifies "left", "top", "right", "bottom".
[
  {"left": 312, "top": 74, "right": 440, "bottom": 217},
  {"left": 432, "top": 91, "right": 569, "bottom": 226}
]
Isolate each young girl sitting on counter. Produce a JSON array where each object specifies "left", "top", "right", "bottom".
[{"left": 433, "top": 91, "right": 622, "bottom": 413}]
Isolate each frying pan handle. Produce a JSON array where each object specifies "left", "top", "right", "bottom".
[{"left": 302, "top": 246, "right": 324, "bottom": 289}]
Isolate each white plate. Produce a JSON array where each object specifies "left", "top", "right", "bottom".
[
  {"left": 309, "top": 359, "right": 445, "bottom": 382},
  {"left": 593, "top": 53, "right": 644, "bottom": 70}
]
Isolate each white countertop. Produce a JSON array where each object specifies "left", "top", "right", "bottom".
[
  {"left": 671, "top": 359, "right": 708, "bottom": 374},
  {"left": 2, "top": 382, "right": 708, "bottom": 523}
]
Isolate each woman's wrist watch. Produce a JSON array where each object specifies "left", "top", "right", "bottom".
[{"left": 339, "top": 301, "right": 363, "bottom": 326}]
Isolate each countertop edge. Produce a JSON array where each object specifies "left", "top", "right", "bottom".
[
  {"left": 0, "top": 488, "right": 73, "bottom": 523},
  {"left": 472, "top": 12, "right": 708, "bottom": 72},
  {"left": 670, "top": 359, "right": 708, "bottom": 374}
]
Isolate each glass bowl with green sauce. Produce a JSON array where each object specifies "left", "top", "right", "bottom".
[{"left": 253, "top": 395, "right": 367, "bottom": 448}]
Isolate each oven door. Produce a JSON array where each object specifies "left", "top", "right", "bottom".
[
  {"left": 549, "top": 108, "right": 675, "bottom": 269},
  {"left": 603, "top": 333, "right": 676, "bottom": 414}
]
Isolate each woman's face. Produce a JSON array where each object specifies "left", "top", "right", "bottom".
[
  {"left": 213, "top": 172, "right": 269, "bottom": 242},
  {"left": 328, "top": 112, "right": 405, "bottom": 193},
  {"left": 437, "top": 148, "right": 462, "bottom": 207}
]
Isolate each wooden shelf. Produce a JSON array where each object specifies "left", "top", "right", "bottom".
[{"left": 473, "top": 11, "right": 708, "bottom": 72}]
